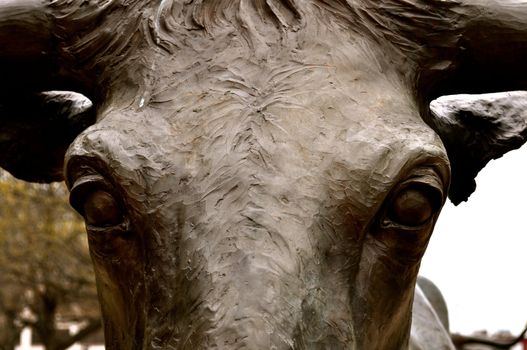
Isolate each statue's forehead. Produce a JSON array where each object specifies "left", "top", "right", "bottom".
[
  {"left": 65, "top": 104, "right": 448, "bottom": 190},
  {"left": 67, "top": 35, "right": 448, "bottom": 187}
]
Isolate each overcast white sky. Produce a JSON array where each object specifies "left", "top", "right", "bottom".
[{"left": 420, "top": 143, "right": 527, "bottom": 335}]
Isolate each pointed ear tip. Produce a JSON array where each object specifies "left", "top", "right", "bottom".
[
  {"left": 446, "top": 174, "right": 477, "bottom": 206},
  {"left": 448, "top": 194, "right": 467, "bottom": 206}
]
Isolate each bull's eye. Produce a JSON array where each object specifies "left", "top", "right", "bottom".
[
  {"left": 68, "top": 170, "right": 135, "bottom": 263},
  {"left": 386, "top": 184, "right": 442, "bottom": 227},
  {"left": 83, "top": 190, "right": 123, "bottom": 227},
  {"left": 69, "top": 174, "right": 126, "bottom": 229}
]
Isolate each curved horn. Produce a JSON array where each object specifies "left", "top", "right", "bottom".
[
  {"left": 0, "top": 1, "right": 59, "bottom": 91},
  {"left": 0, "top": 0, "right": 148, "bottom": 182},
  {"left": 0, "top": 1, "right": 96, "bottom": 182},
  {"left": 0, "top": 91, "right": 95, "bottom": 182},
  {"left": 0, "top": 0, "right": 147, "bottom": 94}
]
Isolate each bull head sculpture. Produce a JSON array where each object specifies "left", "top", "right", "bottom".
[{"left": 2, "top": 0, "right": 527, "bottom": 349}]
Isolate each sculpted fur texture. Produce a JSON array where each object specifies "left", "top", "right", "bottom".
[{"left": 2, "top": 1, "right": 527, "bottom": 349}]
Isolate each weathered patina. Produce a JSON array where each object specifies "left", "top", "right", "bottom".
[{"left": 2, "top": 1, "right": 527, "bottom": 349}]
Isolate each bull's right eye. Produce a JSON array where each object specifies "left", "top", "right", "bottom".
[
  {"left": 69, "top": 174, "right": 127, "bottom": 230},
  {"left": 68, "top": 170, "right": 139, "bottom": 265},
  {"left": 83, "top": 190, "right": 123, "bottom": 227}
]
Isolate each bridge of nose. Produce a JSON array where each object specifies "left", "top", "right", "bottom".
[{"left": 64, "top": 62, "right": 448, "bottom": 347}]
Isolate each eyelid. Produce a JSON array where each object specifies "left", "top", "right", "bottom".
[
  {"left": 397, "top": 168, "right": 445, "bottom": 203},
  {"left": 402, "top": 167, "right": 445, "bottom": 193}
]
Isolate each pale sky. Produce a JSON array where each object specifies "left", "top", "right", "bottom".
[{"left": 420, "top": 143, "right": 527, "bottom": 335}]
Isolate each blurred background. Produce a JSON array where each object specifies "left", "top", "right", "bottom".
[{"left": 0, "top": 170, "right": 102, "bottom": 350}]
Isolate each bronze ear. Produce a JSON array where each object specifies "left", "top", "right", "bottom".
[
  {"left": 429, "top": 91, "right": 527, "bottom": 205},
  {"left": 0, "top": 91, "right": 95, "bottom": 183}
]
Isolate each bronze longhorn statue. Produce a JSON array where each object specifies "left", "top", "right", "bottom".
[{"left": 1, "top": 0, "right": 527, "bottom": 349}]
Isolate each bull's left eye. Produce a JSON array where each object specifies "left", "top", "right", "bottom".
[
  {"left": 375, "top": 169, "right": 447, "bottom": 260},
  {"left": 381, "top": 167, "right": 446, "bottom": 230},
  {"left": 387, "top": 184, "right": 441, "bottom": 227}
]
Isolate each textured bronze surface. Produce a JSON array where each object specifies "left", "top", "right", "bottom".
[{"left": 2, "top": 1, "right": 527, "bottom": 349}]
